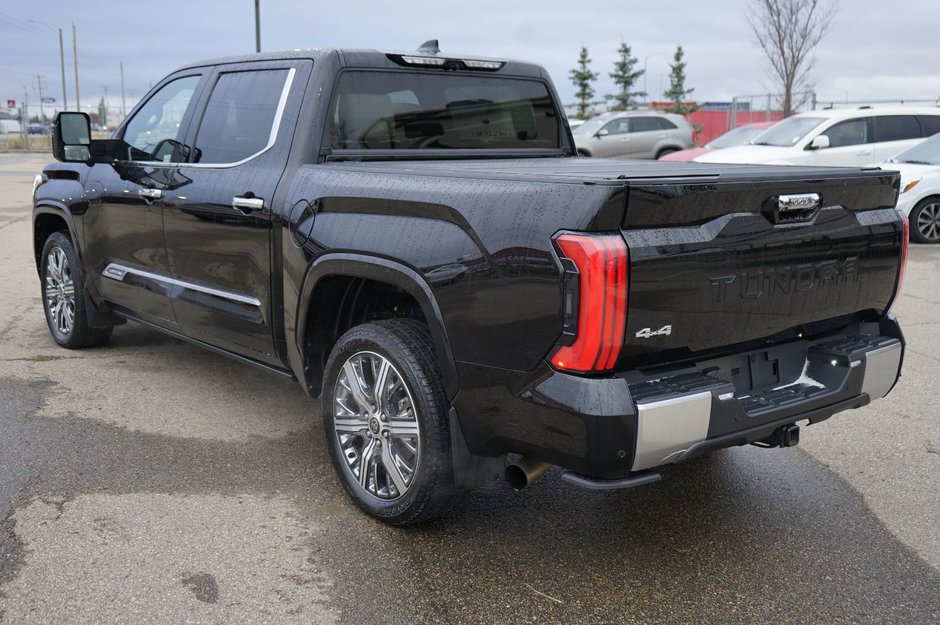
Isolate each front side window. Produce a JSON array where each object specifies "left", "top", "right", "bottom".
[
  {"left": 329, "top": 71, "right": 561, "bottom": 151},
  {"left": 192, "top": 69, "right": 289, "bottom": 164},
  {"left": 602, "top": 119, "right": 630, "bottom": 135},
  {"left": 824, "top": 118, "right": 869, "bottom": 148},
  {"left": 122, "top": 75, "right": 201, "bottom": 162}
]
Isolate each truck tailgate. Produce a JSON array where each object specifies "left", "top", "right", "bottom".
[{"left": 618, "top": 170, "right": 902, "bottom": 367}]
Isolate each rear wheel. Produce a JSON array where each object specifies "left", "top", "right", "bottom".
[
  {"left": 40, "top": 231, "right": 112, "bottom": 349},
  {"left": 909, "top": 198, "right": 940, "bottom": 244},
  {"left": 322, "top": 319, "right": 459, "bottom": 525}
]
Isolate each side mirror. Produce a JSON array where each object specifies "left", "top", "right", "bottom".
[
  {"left": 808, "top": 134, "right": 830, "bottom": 150},
  {"left": 52, "top": 112, "right": 92, "bottom": 162},
  {"left": 596, "top": 129, "right": 609, "bottom": 137}
]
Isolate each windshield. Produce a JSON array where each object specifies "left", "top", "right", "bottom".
[
  {"left": 891, "top": 132, "right": 940, "bottom": 165},
  {"left": 751, "top": 116, "right": 826, "bottom": 147},
  {"left": 329, "top": 71, "right": 561, "bottom": 151},
  {"left": 706, "top": 125, "right": 769, "bottom": 149},
  {"left": 571, "top": 117, "right": 609, "bottom": 135}
]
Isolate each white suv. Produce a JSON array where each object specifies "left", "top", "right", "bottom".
[{"left": 694, "top": 106, "right": 940, "bottom": 167}]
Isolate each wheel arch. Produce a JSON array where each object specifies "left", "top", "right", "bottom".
[
  {"left": 33, "top": 203, "right": 81, "bottom": 277},
  {"left": 293, "top": 253, "right": 458, "bottom": 401}
]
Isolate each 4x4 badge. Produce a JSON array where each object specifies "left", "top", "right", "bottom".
[{"left": 635, "top": 325, "right": 672, "bottom": 339}]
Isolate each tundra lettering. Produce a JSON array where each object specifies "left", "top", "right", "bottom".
[{"left": 709, "top": 256, "right": 861, "bottom": 303}]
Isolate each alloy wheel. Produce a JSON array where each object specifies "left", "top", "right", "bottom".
[
  {"left": 45, "top": 246, "right": 76, "bottom": 336},
  {"left": 332, "top": 351, "right": 421, "bottom": 500},
  {"left": 916, "top": 202, "right": 940, "bottom": 242}
]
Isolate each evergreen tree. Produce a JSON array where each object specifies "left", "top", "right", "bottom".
[
  {"left": 569, "top": 46, "right": 598, "bottom": 119},
  {"left": 606, "top": 41, "right": 646, "bottom": 111},
  {"left": 662, "top": 46, "right": 699, "bottom": 115}
]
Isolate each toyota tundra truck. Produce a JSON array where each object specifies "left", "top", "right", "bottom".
[{"left": 33, "top": 43, "right": 907, "bottom": 524}]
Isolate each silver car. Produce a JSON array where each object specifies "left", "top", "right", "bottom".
[{"left": 572, "top": 111, "right": 694, "bottom": 159}]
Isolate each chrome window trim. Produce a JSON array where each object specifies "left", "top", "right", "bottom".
[
  {"left": 119, "top": 67, "right": 296, "bottom": 170},
  {"left": 102, "top": 263, "right": 262, "bottom": 307}
]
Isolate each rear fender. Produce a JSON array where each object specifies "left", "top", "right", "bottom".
[{"left": 292, "top": 253, "right": 459, "bottom": 400}]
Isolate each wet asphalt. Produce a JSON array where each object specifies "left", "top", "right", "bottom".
[{"left": 1, "top": 154, "right": 938, "bottom": 624}]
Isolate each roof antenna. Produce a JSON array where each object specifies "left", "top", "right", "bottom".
[{"left": 417, "top": 39, "right": 440, "bottom": 54}]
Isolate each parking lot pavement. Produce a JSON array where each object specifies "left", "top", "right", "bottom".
[{"left": 1, "top": 153, "right": 939, "bottom": 624}]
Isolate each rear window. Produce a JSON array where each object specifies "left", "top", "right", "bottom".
[
  {"left": 873, "top": 115, "right": 920, "bottom": 142},
  {"left": 329, "top": 71, "right": 561, "bottom": 151},
  {"left": 655, "top": 117, "right": 678, "bottom": 130}
]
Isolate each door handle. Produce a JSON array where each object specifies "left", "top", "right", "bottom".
[
  {"left": 232, "top": 196, "right": 265, "bottom": 213},
  {"left": 138, "top": 188, "right": 163, "bottom": 200}
]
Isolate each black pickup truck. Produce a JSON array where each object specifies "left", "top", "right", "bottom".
[{"left": 33, "top": 44, "right": 907, "bottom": 524}]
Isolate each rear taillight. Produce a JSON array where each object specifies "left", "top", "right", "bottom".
[{"left": 550, "top": 233, "right": 629, "bottom": 373}]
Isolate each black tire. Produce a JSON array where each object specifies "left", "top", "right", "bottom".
[
  {"left": 909, "top": 197, "right": 940, "bottom": 244},
  {"left": 577, "top": 149, "right": 592, "bottom": 157},
  {"left": 656, "top": 147, "right": 679, "bottom": 159},
  {"left": 40, "top": 231, "right": 113, "bottom": 349},
  {"left": 322, "top": 318, "right": 459, "bottom": 525}
]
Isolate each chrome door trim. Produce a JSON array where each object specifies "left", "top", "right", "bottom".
[
  {"left": 184, "top": 67, "right": 296, "bottom": 169},
  {"left": 102, "top": 263, "right": 262, "bottom": 307}
]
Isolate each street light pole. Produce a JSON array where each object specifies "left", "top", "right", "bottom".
[
  {"left": 254, "top": 0, "right": 261, "bottom": 53},
  {"left": 72, "top": 23, "right": 80, "bottom": 112}
]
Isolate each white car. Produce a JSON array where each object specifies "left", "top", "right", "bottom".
[
  {"left": 694, "top": 106, "right": 940, "bottom": 167},
  {"left": 883, "top": 132, "right": 940, "bottom": 243}
]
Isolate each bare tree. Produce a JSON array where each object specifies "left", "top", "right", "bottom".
[{"left": 747, "top": 0, "right": 837, "bottom": 115}]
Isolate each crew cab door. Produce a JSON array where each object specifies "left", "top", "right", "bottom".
[
  {"left": 83, "top": 71, "right": 207, "bottom": 329},
  {"left": 161, "top": 61, "right": 308, "bottom": 365}
]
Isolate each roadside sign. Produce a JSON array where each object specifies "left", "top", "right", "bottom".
[
  {"left": 6, "top": 99, "right": 14, "bottom": 108},
  {"left": 41, "top": 97, "right": 55, "bottom": 104}
]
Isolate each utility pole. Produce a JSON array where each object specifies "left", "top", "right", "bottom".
[
  {"left": 72, "top": 23, "right": 80, "bottom": 112},
  {"left": 120, "top": 61, "right": 126, "bottom": 117},
  {"left": 36, "top": 75, "right": 46, "bottom": 125},
  {"left": 58, "top": 29, "right": 68, "bottom": 111},
  {"left": 22, "top": 87, "right": 29, "bottom": 151},
  {"left": 254, "top": 0, "right": 261, "bottom": 53},
  {"left": 102, "top": 85, "right": 109, "bottom": 129},
  {"left": 27, "top": 21, "right": 68, "bottom": 111}
]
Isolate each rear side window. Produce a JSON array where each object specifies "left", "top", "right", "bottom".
[
  {"left": 630, "top": 117, "right": 660, "bottom": 133},
  {"left": 873, "top": 115, "right": 920, "bottom": 142},
  {"left": 192, "top": 69, "right": 289, "bottom": 164},
  {"left": 919, "top": 115, "right": 940, "bottom": 138},
  {"left": 655, "top": 117, "right": 677, "bottom": 130},
  {"left": 824, "top": 118, "right": 869, "bottom": 147},
  {"left": 329, "top": 71, "right": 560, "bottom": 150}
]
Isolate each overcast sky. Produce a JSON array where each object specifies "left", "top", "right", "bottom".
[{"left": 2, "top": 0, "right": 939, "bottom": 118}]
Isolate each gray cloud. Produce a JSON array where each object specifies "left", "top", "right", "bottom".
[{"left": 2, "top": 0, "right": 938, "bottom": 119}]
